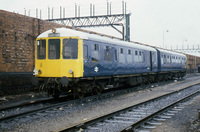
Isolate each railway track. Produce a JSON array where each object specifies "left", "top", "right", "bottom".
[
  {"left": 0, "top": 81, "right": 156, "bottom": 123},
  {"left": 58, "top": 84, "right": 200, "bottom": 132},
  {"left": 1, "top": 80, "right": 199, "bottom": 131},
  {"left": 0, "top": 96, "right": 67, "bottom": 122},
  {"left": 0, "top": 91, "right": 86, "bottom": 121}
]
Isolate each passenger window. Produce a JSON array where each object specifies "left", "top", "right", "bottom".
[
  {"left": 154, "top": 53, "right": 157, "bottom": 64},
  {"left": 92, "top": 44, "right": 100, "bottom": 62},
  {"left": 37, "top": 40, "right": 46, "bottom": 59},
  {"left": 164, "top": 55, "right": 166, "bottom": 64},
  {"left": 142, "top": 52, "right": 145, "bottom": 62},
  {"left": 114, "top": 49, "right": 117, "bottom": 61},
  {"left": 94, "top": 44, "right": 100, "bottom": 51},
  {"left": 48, "top": 39, "right": 60, "bottom": 59},
  {"left": 152, "top": 52, "right": 156, "bottom": 64},
  {"left": 134, "top": 51, "right": 139, "bottom": 63},
  {"left": 127, "top": 49, "right": 132, "bottom": 64},
  {"left": 128, "top": 49, "right": 131, "bottom": 55},
  {"left": 170, "top": 56, "right": 172, "bottom": 63},
  {"left": 119, "top": 48, "right": 125, "bottom": 63},
  {"left": 139, "top": 51, "right": 142, "bottom": 62},
  {"left": 135, "top": 51, "right": 138, "bottom": 55},
  {"left": 120, "top": 48, "right": 124, "bottom": 54},
  {"left": 63, "top": 39, "right": 78, "bottom": 59},
  {"left": 167, "top": 55, "right": 170, "bottom": 64},
  {"left": 104, "top": 46, "right": 112, "bottom": 62},
  {"left": 161, "top": 55, "right": 164, "bottom": 64}
]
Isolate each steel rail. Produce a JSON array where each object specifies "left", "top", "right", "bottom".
[
  {"left": 0, "top": 97, "right": 54, "bottom": 112},
  {"left": 0, "top": 83, "right": 146, "bottom": 122},
  {"left": 57, "top": 83, "right": 200, "bottom": 132},
  {"left": 121, "top": 91, "right": 199, "bottom": 132}
]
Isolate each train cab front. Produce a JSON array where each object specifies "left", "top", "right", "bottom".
[{"left": 32, "top": 28, "right": 84, "bottom": 98}]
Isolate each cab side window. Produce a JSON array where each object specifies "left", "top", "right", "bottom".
[
  {"left": 83, "top": 45, "right": 88, "bottom": 59},
  {"left": 63, "top": 39, "right": 78, "bottom": 59},
  {"left": 37, "top": 40, "right": 46, "bottom": 59}
]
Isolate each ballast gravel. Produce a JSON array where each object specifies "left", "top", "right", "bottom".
[
  {"left": 152, "top": 95, "right": 200, "bottom": 132},
  {"left": 1, "top": 74, "right": 200, "bottom": 132}
]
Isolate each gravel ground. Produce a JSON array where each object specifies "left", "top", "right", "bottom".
[
  {"left": 152, "top": 96, "right": 200, "bottom": 132},
  {"left": 1, "top": 74, "right": 200, "bottom": 132}
]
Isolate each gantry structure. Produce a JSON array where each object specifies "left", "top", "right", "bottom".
[{"left": 46, "top": 13, "right": 131, "bottom": 41}]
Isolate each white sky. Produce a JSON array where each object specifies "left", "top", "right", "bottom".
[{"left": 1, "top": 0, "right": 200, "bottom": 49}]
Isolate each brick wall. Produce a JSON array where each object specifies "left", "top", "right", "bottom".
[
  {"left": 0, "top": 10, "right": 73, "bottom": 73},
  {"left": 0, "top": 10, "right": 118, "bottom": 94},
  {"left": 0, "top": 10, "right": 72, "bottom": 94}
]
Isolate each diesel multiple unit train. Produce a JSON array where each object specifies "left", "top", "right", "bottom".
[{"left": 32, "top": 27, "right": 187, "bottom": 98}]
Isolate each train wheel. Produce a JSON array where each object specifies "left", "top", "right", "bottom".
[
  {"left": 77, "top": 91, "right": 84, "bottom": 99},
  {"left": 94, "top": 86, "right": 102, "bottom": 95},
  {"left": 52, "top": 89, "right": 60, "bottom": 99},
  {"left": 76, "top": 88, "right": 84, "bottom": 99}
]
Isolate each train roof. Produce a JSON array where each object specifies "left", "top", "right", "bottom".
[
  {"left": 37, "top": 27, "right": 157, "bottom": 52},
  {"left": 157, "top": 48, "right": 186, "bottom": 57}
]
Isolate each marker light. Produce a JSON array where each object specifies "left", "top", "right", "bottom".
[
  {"left": 52, "top": 29, "right": 56, "bottom": 33},
  {"left": 33, "top": 68, "right": 38, "bottom": 75},
  {"left": 69, "top": 70, "right": 73, "bottom": 74}
]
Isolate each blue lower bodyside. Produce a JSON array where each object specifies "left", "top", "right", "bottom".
[{"left": 83, "top": 62, "right": 158, "bottom": 77}]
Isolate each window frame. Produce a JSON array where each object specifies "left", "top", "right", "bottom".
[
  {"left": 48, "top": 39, "right": 60, "bottom": 60},
  {"left": 119, "top": 48, "right": 125, "bottom": 63},
  {"left": 91, "top": 44, "right": 101, "bottom": 62},
  {"left": 104, "top": 45, "right": 112, "bottom": 62},
  {"left": 127, "top": 49, "right": 132, "bottom": 64},
  {"left": 37, "top": 39, "right": 46, "bottom": 60},
  {"left": 83, "top": 45, "right": 88, "bottom": 60},
  {"left": 62, "top": 38, "right": 78, "bottom": 59}
]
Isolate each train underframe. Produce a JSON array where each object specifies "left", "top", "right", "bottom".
[{"left": 37, "top": 71, "right": 186, "bottom": 99}]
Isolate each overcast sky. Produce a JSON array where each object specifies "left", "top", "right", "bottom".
[{"left": 1, "top": 0, "right": 200, "bottom": 49}]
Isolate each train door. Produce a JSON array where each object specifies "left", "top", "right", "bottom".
[
  {"left": 84, "top": 43, "right": 102, "bottom": 76},
  {"left": 150, "top": 51, "right": 153, "bottom": 71},
  {"left": 102, "top": 45, "right": 113, "bottom": 75},
  {"left": 112, "top": 47, "right": 118, "bottom": 75},
  {"left": 83, "top": 44, "right": 90, "bottom": 76},
  {"left": 83, "top": 41, "right": 101, "bottom": 76}
]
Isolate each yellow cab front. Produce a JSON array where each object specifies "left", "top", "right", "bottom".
[{"left": 35, "top": 36, "right": 84, "bottom": 79}]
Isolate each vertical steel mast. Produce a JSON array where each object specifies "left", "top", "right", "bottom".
[{"left": 46, "top": 1, "right": 131, "bottom": 41}]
